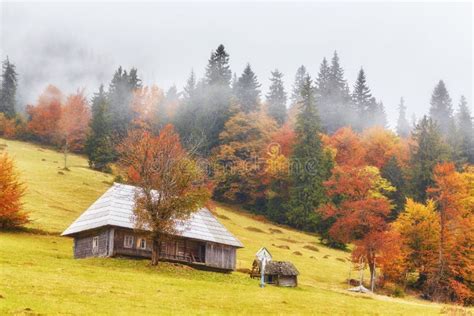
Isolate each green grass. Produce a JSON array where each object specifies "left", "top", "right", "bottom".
[{"left": 0, "top": 138, "right": 459, "bottom": 315}]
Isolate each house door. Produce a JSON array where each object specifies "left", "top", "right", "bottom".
[{"left": 200, "top": 244, "right": 206, "bottom": 262}]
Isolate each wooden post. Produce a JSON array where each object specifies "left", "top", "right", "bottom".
[{"left": 260, "top": 259, "right": 266, "bottom": 288}]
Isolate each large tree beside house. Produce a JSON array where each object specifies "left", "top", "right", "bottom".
[{"left": 118, "top": 124, "right": 210, "bottom": 265}]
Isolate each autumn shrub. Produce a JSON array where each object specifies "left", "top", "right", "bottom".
[
  {"left": 0, "top": 113, "right": 16, "bottom": 138},
  {"left": 0, "top": 153, "right": 28, "bottom": 229}
]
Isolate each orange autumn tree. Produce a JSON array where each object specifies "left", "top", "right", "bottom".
[
  {"left": 361, "top": 127, "right": 409, "bottom": 169},
  {"left": 58, "top": 90, "right": 91, "bottom": 169},
  {"left": 27, "top": 85, "right": 63, "bottom": 144},
  {"left": 425, "top": 163, "right": 473, "bottom": 305},
  {"left": 386, "top": 199, "right": 440, "bottom": 286},
  {"left": 322, "top": 127, "right": 366, "bottom": 167},
  {"left": 321, "top": 165, "right": 395, "bottom": 290},
  {"left": 213, "top": 110, "right": 277, "bottom": 205},
  {"left": 0, "top": 153, "right": 28, "bottom": 229},
  {"left": 262, "top": 123, "right": 295, "bottom": 223},
  {"left": 118, "top": 124, "right": 210, "bottom": 265}
]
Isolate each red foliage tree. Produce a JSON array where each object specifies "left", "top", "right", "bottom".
[
  {"left": 425, "top": 163, "right": 473, "bottom": 305},
  {"left": 118, "top": 124, "right": 210, "bottom": 265},
  {"left": 321, "top": 165, "right": 394, "bottom": 289},
  {"left": 323, "top": 127, "right": 366, "bottom": 167},
  {"left": 27, "top": 85, "right": 63, "bottom": 144},
  {"left": 361, "top": 127, "right": 409, "bottom": 169},
  {"left": 0, "top": 153, "right": 28, "bottom": 229},
  {"left": 58, "top": 91, "right": 91, "bottom": 168}
]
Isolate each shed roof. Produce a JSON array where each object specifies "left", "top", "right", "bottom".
[
  {"left": 61, "top": 183, "right": 243, "bottom": 248},
  {"left": 264, "top": 261, "right": 299, "bottom": 276}
]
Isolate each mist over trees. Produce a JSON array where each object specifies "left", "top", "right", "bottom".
[
  {"left": 0, "top": 58, "right": 18, "bottom": 119},
  {"left": 0, "top": 45, "right": 473, "bottom": 305}
]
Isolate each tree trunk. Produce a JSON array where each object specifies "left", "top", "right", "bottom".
[
  {"left": 368, "top": 251, "right": 375, "bottom": 291},
  {"left": 63, "top": 140, "right": 68, "bottom": 170},
  {"left": 151, "top": 237, "right": 161, "bottom": 266}
]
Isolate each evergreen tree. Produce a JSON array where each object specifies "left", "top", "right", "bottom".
[
  {"left": 352, "top": 68, "right": 372, "bottom": 112},
  {"left": 456, "top": 96, "right": 474, "bottom": 163},
  {"left": 396, "top": 97, "right": 411, "bottom": 138},
  {"left": 286, "top": 75, "right": 333, "bottom": 231},
  {"left": 183, "top": 70, "right": 196, "bottom": 100},
  {"left": 381, "top": 156, "right": 406, "bottom": 219},
  {"left": 205, "top": 44, "right": 232, "bottom": 86},
  {"left": 315, "top": 58, "right": 330, "bottom": 98},
  {"left": 235, "top": 64, "right": 261, "bottom": 113},
  {"left": 352, "top": 68, "right": 373, "bottom": 131},
  {"left": 266, "top": 69, "right": 287, "bottom": 125},
  {"left": 318, "top": 52, "right": 353, "bottom": 133},
  {"left": 290, "top": 65, "right": 307, "bottom": 106},
  {"left": 175, "top": 45, "right": 233, "bottom": 154},
  {"left": 0, "top": 57, "right": 18, "bottom": 118},
  {"left": 85, "top": 85, "right": 115, "bottom": 171},
  {"left": 409, "top": 116, "right": 448, "bottom": 202},
  {"left": 107, "top": 66, "right": 142, "bottom": 139},
  {"left": 429, "top": 80, "right": 453, "bottom": 135}
]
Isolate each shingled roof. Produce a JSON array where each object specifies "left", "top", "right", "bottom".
[
  {"left": 61, "top": 183, "right": 243, "bottom": 248},
  {"left": 264, "top": 261, "right": 299, "bottom": 276}
]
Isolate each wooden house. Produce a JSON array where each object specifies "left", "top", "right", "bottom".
[{"left": 62, "top": 183, "right": 243, "bottom": 271}]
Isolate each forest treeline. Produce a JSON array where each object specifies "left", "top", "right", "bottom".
[{"left": 0, "top": 45, "right": 473, "bottom": 304}]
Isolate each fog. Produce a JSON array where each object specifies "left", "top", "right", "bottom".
[{"left": 0, "top": 1, "right": 472, "bottom": 127}]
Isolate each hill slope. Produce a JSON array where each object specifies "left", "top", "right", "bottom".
[{"left": 0, "top": 139, "right": 450, "bottom": 315}]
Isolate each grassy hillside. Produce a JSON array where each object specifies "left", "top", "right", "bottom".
[{"left": 0, "top": 139, "right": 458, "bottom": 315}]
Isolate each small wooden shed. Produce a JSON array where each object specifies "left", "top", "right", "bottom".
[
  {"left": 62, "top": 183, "right": 243, "bottom": 271},
  {"left": 251, "top": 249, "right": 299, "bottom": 287},
  {"left": 263, "top": 261, "right": 299, "bottom": 287}
]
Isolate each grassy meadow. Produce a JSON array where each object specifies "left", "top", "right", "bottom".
[{"left": 0, "top": 138, "right": 463, "bottom": 315}]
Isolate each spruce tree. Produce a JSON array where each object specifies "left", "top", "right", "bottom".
[
  {"left": 235, "top": 64, "right": 261, "bottom": 113},
  {"left": 381, "top": 156, "right": 406, "bottom": 219},
  {"left": 178, "top": 44, "right": 233, "bottom": 154},
  {"left": 0, "top": 57, "right": 18, "bottom": 118},
  {"left": 352, "top": 68, "right": 372, "bottom": 130},
  {"left": 107, "top": 66, "right": 142, "bottom": 140},
  {"left": 396, "top": 97, "right": 411, "bottom": 138},
  {"left": 321, "top": 52, "right": 353, "bottom": 133},
  {"left": 290, "top": 65, "right": 307, "bottom": 106},
  {"left": 287, "top": 75, "right": 333, "bottom": 231},
  {"left": 205, "top": 44, "right": 232, "bottom": 86},
  {"left": 85, "top": 85, "right": 115, "bottom": 171},
  {"left": 183, "top": 70, "right": 196, "bottom": 100},
  {"left": 429, "top": 80, "right": 453, "bottom": 135},
  {"left": 315, "top": 58, "right": 330, "bottom": 98},
  {"left": 266, "top": 69, "right": 287, "bottom": 125},
  {"left": 456, "top": 96, "right": 474, "bottom": 163},
  {"left": 409, "top": 116, "right": 448, "bottom": 202}
]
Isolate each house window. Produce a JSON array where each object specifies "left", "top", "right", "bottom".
[
  {"left": 138, "top": 238, "right": 147, "bottom": 250},
  {"left": 124, "top": 235, "right": 134, "bottom": 248},
  {"left": 92, "top": 236, "right": 99, "bottom": 254}
]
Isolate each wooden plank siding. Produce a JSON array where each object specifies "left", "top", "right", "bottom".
[
  {"left": 205, "top": 243, "right": 236, "bottom": 270},
  {"left": 73, "top": 228, "right": 109, "bottom": 258},
  {"left": 72, "top": 227, "right": 236, "bottom": 271}
]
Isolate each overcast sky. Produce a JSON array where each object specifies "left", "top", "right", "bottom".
[{"left": 0, "top": 1, "right": 472, "bottom": 128}]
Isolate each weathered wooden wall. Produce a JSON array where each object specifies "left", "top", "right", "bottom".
[
  {"left": 73, "top": 228, "right": 109, "bottom": 258},
  {"left": 72, "top": 227, "right": 237, "bottom": 271},
  {"left": 205, "top": 243, "right": 236, "bottom": 270},
  {"left": 278, "top": 276, "right": 297, "bottom": 287},
  {"left": 113, "top": 228, "right": 152, "bottom": 258}
]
